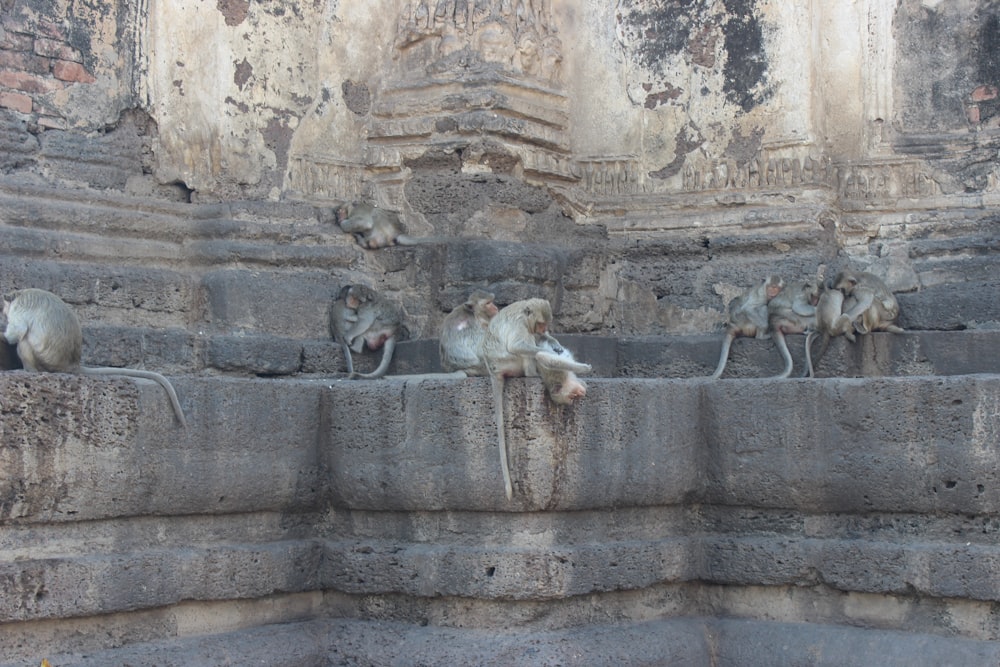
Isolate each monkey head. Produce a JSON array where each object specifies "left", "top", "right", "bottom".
[
  {"left": 832, "top": 271, "right": 859, "bottom": 295},
  {"left": 520, "top": 298, "right": 553, "bottom": 336},
  {"left": 764, "top": 275, "right": 785, "bottom": 301}
]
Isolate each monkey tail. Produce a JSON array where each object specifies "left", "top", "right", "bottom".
[
  {"left": 394, "top": 234, "right": 443, "bottom": 246},
  {"left": 710, "top": 332, "right": 734, "bottom": 379},
  {"left": 489, "top": 373, "right": 513, "bottom": 501},
  {"left": 803, "top": 331, "right": 816, "bottom": 378},
  {"left": 339, "top": 342, "right": 355, "bottom": 376},
  {"left": 80, "top": 366, "right": 187, "bottom": 428},
  {"left": 351, "top": 338, "right": 396, "bottom": 380},
  {"left": 771, "top": 330, "right": 794, "bottom": 379}
]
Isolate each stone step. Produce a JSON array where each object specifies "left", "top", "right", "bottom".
[
  {"left": 392, "top": 330, "right": 1000, "bottom": 379},
  {"left": 5, "top": 616, "right": 1000, "bottom": 666},
  {"left": 1, "top": 371, "right": 999, "bottom": 662}
]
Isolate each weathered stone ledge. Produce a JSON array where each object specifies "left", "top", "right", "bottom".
[
  {"left": 2, "top": 371, "right": 999, "bottom": 663},
  {"left": 6, "top": 615, "right": 1000, "bottom": 667}
]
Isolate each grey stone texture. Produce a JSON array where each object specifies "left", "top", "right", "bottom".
[
  {"left": 3, "top": 370, "right": 1000, "bottom": 664},
  {"left": 2, "top": 0, "right": 1000, "bottom": 663}
]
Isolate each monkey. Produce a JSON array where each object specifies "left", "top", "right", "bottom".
[
  {"left": 535, "top": 334, "right": 591, "bottom": 405},
  {"left": 439, "top": 289, "right": 499, "bottom": 375},
  {"left": 328, "top": 284, "right": 376, "bottom": 376},
  {"left": 766, "top": 279, "right": 820, "bottom": 378},
  {"left": 2, "top": 288, "right": 187, "bottom": 427},
  {"left": 343, "top": 286, "right": 408, "bottom": 380},
  {"left": 832, "top": 269, "right": 904, "bottom": 335},
  {"left": 334, "top": 201, "right": 420, "bottom": 249},
  {"left": 710, "top": 275, "right": 784, "bottom": 379},
  {"left": 803, "top": 283, "right": 856, "bottom": 378},
  {"left": 481, "top": 298, "right": 590, "bottom": 499}
]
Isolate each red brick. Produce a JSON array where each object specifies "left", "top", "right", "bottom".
[
  {"left": 53, "top": 59, "right": 96, "bottom": 84},
  {"left": 34, "top": 37, "right": 79, "bottom": 62},
  {"left": 0, "top": 48, "right": 51, "bottom": 74},
  {"left": 0, "top": 90, "right": 32, "bottom": 114},
  {"left": 0, "top": 68, "right": 63, "bottom": 93},
  {"left": 971, "top": 85, "right": 998, "bottom": 102},
  {"left": 37, "top": 114, "right": 68, "bottom": 130}
]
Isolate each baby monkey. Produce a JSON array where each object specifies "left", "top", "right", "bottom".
[
  {"left": 3, "top": 288, "right": 187, "bottom": 427},
  {"left": 482, "top": 298, "right": 591, "bottom": 499}
]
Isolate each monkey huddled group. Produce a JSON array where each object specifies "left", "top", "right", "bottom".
[
  {"left": 333, "top": 285, "right": 591, "bottom": 500},
  {"left": 1, "top": 194, "right": 905, "bottom": 502},
  {"left": 713, "top": 267, "right": 904, "bottom": 380}
]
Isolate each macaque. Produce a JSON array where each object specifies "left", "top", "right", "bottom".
[
  {"left": 767, "top": 279, "right": 819, "bottom": 378},
  {"left": 344, "top": 286, "right": 408, "bottom": 380},
  {"left": 335, "top": 202, "right": 418, "bottom": 249},
  {"left": 711, "top": 275, "right": 784, "bottom": 379},
  {"left": 832, "top": 269, "right": 904, "bottom": 335},
  {"left": 804, "top": 284, "right": 856, "bottom": 378},
  {"left": 3, "top": 288, "right": 187, "bottom": 427},
  {"left": 328, "top": 284, "right": 376, "bottom": 376},
  {"left": 482, "top": 298, "right": 591, "bottom": 499},
  {"left": 439, "top": 289, "right": 499, "bottom": 375},
  {"left": 536, "top": 335, "right": 591, "bottom": 405}
]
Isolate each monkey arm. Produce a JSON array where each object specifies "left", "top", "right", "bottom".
[
  {"left": 338, "top": 214, "right": 375, "bottom": 234},
  {"left": 540, "top": 332, "right": 565, "bottom": 354},
  {"left": 3, "top": 320, "right": 25, "bottom": 344},
  {"left": 792, "top": 302, "right": 817, "bottom": 317},
  {"left": 535, "top": 350, "right": 592, "bottom": 374},
  {"left": 841, "top": 289, "right": 874, "bottom": 322},
  {"left": 344, "top": 310, "right": 378, "bottom": 350}
]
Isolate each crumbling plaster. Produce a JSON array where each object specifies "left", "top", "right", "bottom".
[{"left": 138, "top": 0, "right": 895, "bottom": 200}]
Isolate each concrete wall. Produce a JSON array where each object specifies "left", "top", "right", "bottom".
[{"left": 2, "top": 369, "right": 1000, "bottom": 664}]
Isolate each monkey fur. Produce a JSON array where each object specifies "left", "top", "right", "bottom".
[
  {"left": 711, "top": 275, "right": 784, "bottom": 379},
  {"left": 439, "top": 289, "right": 498, "bottom": 375},
  {"left": 482, "top": 298, "right": 590, "bottom": 499},
  {"left": 766, "top": 279, "right": 819, "bottom": 379},
  {"left": 3, "top": 288, "right": 187, "bottom": 427}
]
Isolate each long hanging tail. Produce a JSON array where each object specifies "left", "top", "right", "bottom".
[
  {"left": 803, "top": 331, "right": 817, "bottom": 378},
  {"left": 771, "top": 331, "right": 794, "bottom": 378},
  {"left": 81, "top": 366, "right": 187, "bottom": 428},
  {"left": 340, "top": 342, "right": 355, "bottom": 375},
  {"left": 710, "top": 332, "right": 735, "bottom": 379},
  {"left": 490, "top": 373, "right": 513, "bottom": 500}
]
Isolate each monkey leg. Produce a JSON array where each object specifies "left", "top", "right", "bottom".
[
  {"left": 351, "top": 338, "right": 396, "bottom": 380},
  {"left": 710, "top": 332, "right": 735, "bottom": 379},
  {"left": 15, "top": 340, "right": 39, "bottom": 371}
]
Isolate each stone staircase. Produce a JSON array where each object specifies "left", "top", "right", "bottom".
[
  {"left": 2, "top": 367, "right": 1000, "bottom": 665},
  {"left": 2, "top": 182, "right": 1000, "bottom": 665}
]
